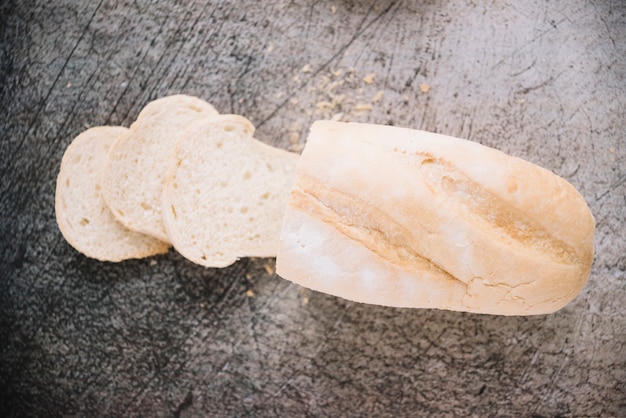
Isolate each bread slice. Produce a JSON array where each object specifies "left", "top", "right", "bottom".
[
  {"left": 276, "top": 121, "right": 595, "bottom": 316},
  {"left": 162, "top": 114, "right": 300, "bottom": 268},
  {"left": 101, "top": 95, "right": 219, "bottom": 242},
  {"left": 55, "top": 127, "right": 170, "bottom": 262}
]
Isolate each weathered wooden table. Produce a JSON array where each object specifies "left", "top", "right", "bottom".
[{"left": 1, "top": 1, "right": 624, "bottom": 416}]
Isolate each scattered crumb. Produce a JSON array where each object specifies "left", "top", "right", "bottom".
[
  {"left": 199, "top": 303, "right": 206, "bottom": 308},
  {"left": 246, "top": 289, "right": 255, "bottom": 298},
  {"left": 149, "top": 259, "right": 157, "bottom": 266},
  {"left": 363, "top": 73, "right": 376, "bottom": 84},
  {"left": 609, "top": 147, "right": 615, "bottom": 153},
  {"left": 420, "top": 83, "right": 430, "bottom": 93},
  {"left": 403, "top": 95, "right": 410, "bottom": 103},
  {"left": 372, "top": 90, "right": 384, "bottom": 102},
  {"left": 301, "top": 63, "right": 313, "bottom": 73},
  {"left": 275, "top": 91, "right": 285, "bottom": 99},
  {"left": 66, "top": 82, "right": 72, "bottom": 88},
  {"left": 331, "top": 112, "right": 344, "bottom": 121},
  {"left": 290, "top": 142, "right": 305, "bottom": 153},
  {"left": 264, "top": 263, "right": 275, "bottom": 275},
  {"left": 267, "top": 43, "right": 274, "bottom": 53},
  {"left": 288, "top": 121, "right": 301, "bottom": 146},
  {"left": 316, "top": 100, "right": 334, "bottom": 109},
  {"left": 331, "top": 5, "right": 337, "bottom": 13},
  {"left": 245, "top": 273, "right": 253, "bottom": 280},
  {"left": 355, "top": 103, "right": 373, "bottom": 111},
  {"left": 293, "top": 75, "right": 301, "bottom": 83},
  {"left": 289, "top": 97, "right": 299, "bottom": 105},
  {"left": 302, "top": 297, "right": 309, "bottom": 305}
]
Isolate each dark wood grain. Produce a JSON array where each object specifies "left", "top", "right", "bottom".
[{"left": 1, "top": 0, "right": 625, "bottom": 416}]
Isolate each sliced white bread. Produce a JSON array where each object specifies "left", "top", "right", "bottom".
[
  {"left": 101, "top": 95, "right": 219, "bottom": 242},
  {"left": 162, "top": 114, "right": 300, "bottom": 268},
  {"left": 55, "top": 127, "right": 170, "bottom": 262}
]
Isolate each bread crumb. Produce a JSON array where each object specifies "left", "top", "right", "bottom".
[
  {"left": 302, "top": 297, "right": 309, "bottom": 305},
  {"left": 331, "top": 5, "right": 337, "bottom": 13},
  {"left": 149, "top": 259, "right": 157, "bottom": 266},
  {"left": 266, "top": 43, "right": 274, "bottom": 53},
  {"left": 372, "top": 90, "right": 384, "bottom": 102},
  {"left": 290, "top": 142, "right": 305, "bottom": 153},
  {"left": 609, "top": 147, "right": 615, "bottom": 153},
  {"left": 316, "top": 101, "right": 334, "bottom": 109},
  {"left": 289, "top": 132, "right": 299, "bottom": 144},
  {"left": 420, "top": 83, "right": 430, "bottom": 93},
  {"left": 403, "top": 95, "right": 410, "bottom": 103},
  {"left": 245, "top": 273, "right": 253, "bottom": 280},
  {"left": 301, "top": 63, "right": 313, "bottom": 73},
  {"left": 246, "top": 289, "right": 255, "bottom": 297},
  {"left": 363, "top": 73, "right": 376, "bottom": 84},
  {"left": 331, "top": 112, "right": 344, "bottom": 121},
  {"left": 355, "top": 103, "right": 373, "bottom": 111},
  {"left": 264, "top": 263, "right": 275, "bottom": 275},
  {"left": 66, "top": 82, "right": 72, "bottom": 88}
]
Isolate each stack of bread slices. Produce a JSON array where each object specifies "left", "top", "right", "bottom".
[{"left": 55, "top": 94, "right": 299, "bottom": 266}]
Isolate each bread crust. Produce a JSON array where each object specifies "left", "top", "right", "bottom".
[{"left": 276, "top": 121, "right": 595, "bottom": 315}]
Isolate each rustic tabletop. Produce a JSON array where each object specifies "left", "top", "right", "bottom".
[{"left": 1, "top": 1, "right": 624, "bottom": 416}]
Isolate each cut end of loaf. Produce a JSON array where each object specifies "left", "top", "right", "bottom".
[{"left": 163, "top": 114, "right": 299, "bottom": 268}]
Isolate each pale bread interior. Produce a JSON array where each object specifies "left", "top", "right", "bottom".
[
  {"left": 55, "top": 127, "right": 170, "bottom": 262},
  {"left": 162, "top": 114, "right": 299, "bottom": 268},
  {"left": 101, "top": 95, "right": 219, "bottom": 242}
]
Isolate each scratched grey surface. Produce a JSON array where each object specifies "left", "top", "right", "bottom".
[{"left": 1, "top": 0, "right": 625, "bottom": 416}]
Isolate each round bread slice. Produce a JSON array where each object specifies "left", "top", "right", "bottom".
[
  {"left": 101, "top": 95, "right": 219, "bottom": 242},
  {"left": 162, "top": 115, "right": 300, "bottom": 268},
  {"left": 55, "top": 127, "right": 170, "bottom": 262}
]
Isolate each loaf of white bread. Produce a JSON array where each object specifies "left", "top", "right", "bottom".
[{"left": 276, "top": 121, "right": 595, "bottom": 315}]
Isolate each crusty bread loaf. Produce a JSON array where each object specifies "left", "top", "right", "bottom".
[
  {"left": 55, "top": 127, "right": 170, "bottom": 262},
  {"left": 101, "top": 95, "right": 219, "bottom": 242},
  {"left": 276, "top": 121, "right": 595, "bottom": 315},
  {"left": 162, "top": 114, "right": 299, "bottom": 268}
]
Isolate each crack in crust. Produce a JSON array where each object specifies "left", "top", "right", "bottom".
[
  {"left": 290, "top": 176, "right": 468, "bottom": 290},
  {"left": 412, "top": 153, "right": 580, "bottom": 265}
]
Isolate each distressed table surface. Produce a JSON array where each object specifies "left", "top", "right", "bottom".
[{"left": 1, "top": 1, "right": 625, "bottom": 416}]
